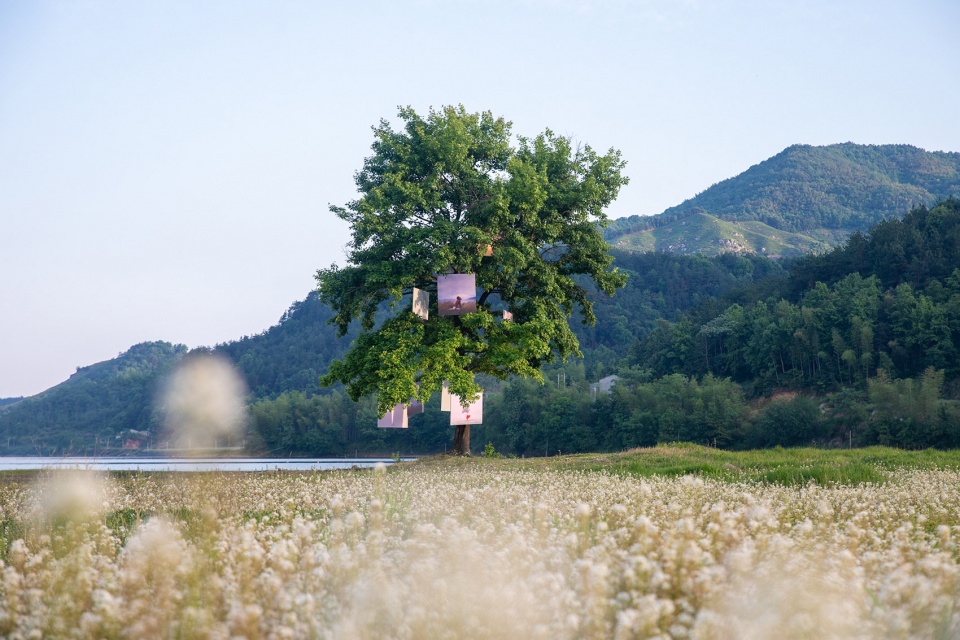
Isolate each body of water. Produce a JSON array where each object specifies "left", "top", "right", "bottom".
[{"left": 0, "top": 457, "right": 412, "bottom": 472}]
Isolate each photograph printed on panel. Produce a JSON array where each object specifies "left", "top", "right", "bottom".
[
  {"left": 449, "top": 392, "right": 483, "bottom": 425},
  {"left": 412, "top": 287, "right": 429, "bottom": 321},
  {"left": 436, "top": 274, "right": 477, "bottom": 316}
]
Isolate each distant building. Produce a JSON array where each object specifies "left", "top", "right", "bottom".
[{"left": 590, "top": 374, "right": 620, "bottom": 399}]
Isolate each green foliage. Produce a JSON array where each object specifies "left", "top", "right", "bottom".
[
  {"left": 217, "top": 292, "right": 360, "bottom": 398},
  {"left": 316, "top": 105, "right": 628, "bottom": 416},
  {"left": 635, "top": 200, "right": 960, "bottom": 392},
  {"left": 482, "top": 442, "right": 502, "bottom": 458},
  {"left": 743, "top": 395, "right": 824, "bottom": 448},
  {"left": 865, "top": 368, "right": 960, "bottom": 448},
  {"left": 472, "top": 372, "right": 748, "bottom": 456},
  {"left": 790, "top": 198, "right": 960, "bottom": 292},
  {"left": 611, "top": 199, "right": 960, "bottom": 452}
]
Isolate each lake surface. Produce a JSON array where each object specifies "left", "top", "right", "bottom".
[{"left": 0, "top": 457, "right": 411, "bottom": 472}]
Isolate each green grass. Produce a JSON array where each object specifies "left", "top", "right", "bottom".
[
  {"left": 414, "top": 443, "right": 960, "bottom": 486},
  {"left": 608, "top": 212, "right": 832, "bottom": 258},
  {"left": 3, "top": 445, "right": 959, "bottom": 488}
]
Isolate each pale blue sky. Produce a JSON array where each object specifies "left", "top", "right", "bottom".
[{"left": 1, "top": 0, "right": 958, "bottom": 397}]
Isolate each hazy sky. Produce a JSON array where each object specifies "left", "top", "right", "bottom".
[{"left": 1, "top": 0, "right": 958, "bottom": 398}]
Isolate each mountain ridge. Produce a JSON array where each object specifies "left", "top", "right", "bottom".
[{"left": 605, "top": 143, "right": 960, "bottom": 256}]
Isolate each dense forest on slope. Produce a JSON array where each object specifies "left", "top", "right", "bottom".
[
  {"left": 215, "top": 295, "right": 361, "bottom": 399},
  {"left": 605, "top": 144, "right": 960, "bottom": 257},
  {"left": 622, "top": 199, "right": 960, "bottom": 446},
  {"left": 633, "top": 199, "right": 960, "bottom": 385}
]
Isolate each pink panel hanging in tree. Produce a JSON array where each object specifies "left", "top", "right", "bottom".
[
  {"left": 450, "top": 392, "right": 483, "bottom": 425},
  {"left": 437, "top": 274, "right": 477, "bottom": 316},
  {"left": 377, "top": 403, "right": 408, "bottom": 428}
]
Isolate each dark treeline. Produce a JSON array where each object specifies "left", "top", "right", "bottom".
[
  {"left": 248, "top": 363, "right": 960, "bottom": 456},
  {"left": 632, "top": 200, "right": 960, "bottom": 388}
]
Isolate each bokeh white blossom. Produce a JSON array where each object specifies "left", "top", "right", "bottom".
[
  {"left": 0, "top": 466, "right": 959, "bottom": 638},
  {"left": 158, "top": 353, "right": 248, "bottom": 451}
]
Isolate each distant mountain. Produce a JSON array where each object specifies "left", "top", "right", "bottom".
[
  {"left": 0, "top": 342, "right": 186, "bottom": 454},
  {"left": 0, "top": 397, "right": 23, "bottom": 409},
  {"left": 606, "top": 143, "right": 960, "bottom": 257}
]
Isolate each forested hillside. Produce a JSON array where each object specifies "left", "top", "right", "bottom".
[
  {"left": 215, "top": 294, "right": 361, "bottom": 399},
  {"left": 605, "top": 144, "right": 960, "bottom": 256},
  {"left": 0, "top": 342, "right": 186, "bottom": 454},
  {"left": 0, "top": 252, "right": 779, "bottom": 455},
  {"left": 633, "top": 199, "right": 960, "bottom": 384}
]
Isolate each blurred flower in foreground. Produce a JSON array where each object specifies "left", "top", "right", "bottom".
[
  {"left": 158, "top": 353, "right": 247, "bottom": 452},
  {"left": 30, "top": 470, "right": 114, "bottom": 523}
]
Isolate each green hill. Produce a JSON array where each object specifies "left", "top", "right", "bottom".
[
  {"left": 0, "top": 342, "right": 187, "bottom": 454},
  {"left": 606, "top": 143, "right": 960, "bottom": 257},
  {"left": 0, "top": 298, "right": 363, "bottom": 455},
  {"left": 607, "top": 210, "right": 840, "bottom": 258}
]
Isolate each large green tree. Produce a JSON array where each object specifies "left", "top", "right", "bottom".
[{"left": 316, "top": 105, "right": 628, "bottom": 454}]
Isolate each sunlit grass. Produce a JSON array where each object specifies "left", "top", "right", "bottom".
[{"left": 418, "top": 443, "right": 960, "bottom": 485}]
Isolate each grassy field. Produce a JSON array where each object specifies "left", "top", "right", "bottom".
[
  {"left": 416, "top": 443, "right": 960, "bottom": 485},
  {"left": 1, "top": 446, "right": 959, "bottom": 638}
]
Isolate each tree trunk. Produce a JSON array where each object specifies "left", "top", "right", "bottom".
[{"left": 452, "top": 425, "right": 471, "bottom": 455}]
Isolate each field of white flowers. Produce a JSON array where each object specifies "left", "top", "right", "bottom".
[{"left": 1, "top": 464, "right": 959, "bottom": 639}]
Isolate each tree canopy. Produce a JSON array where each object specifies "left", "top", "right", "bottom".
[{"left": 316, "top": 106, "right": 628, "bottom": 449}]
